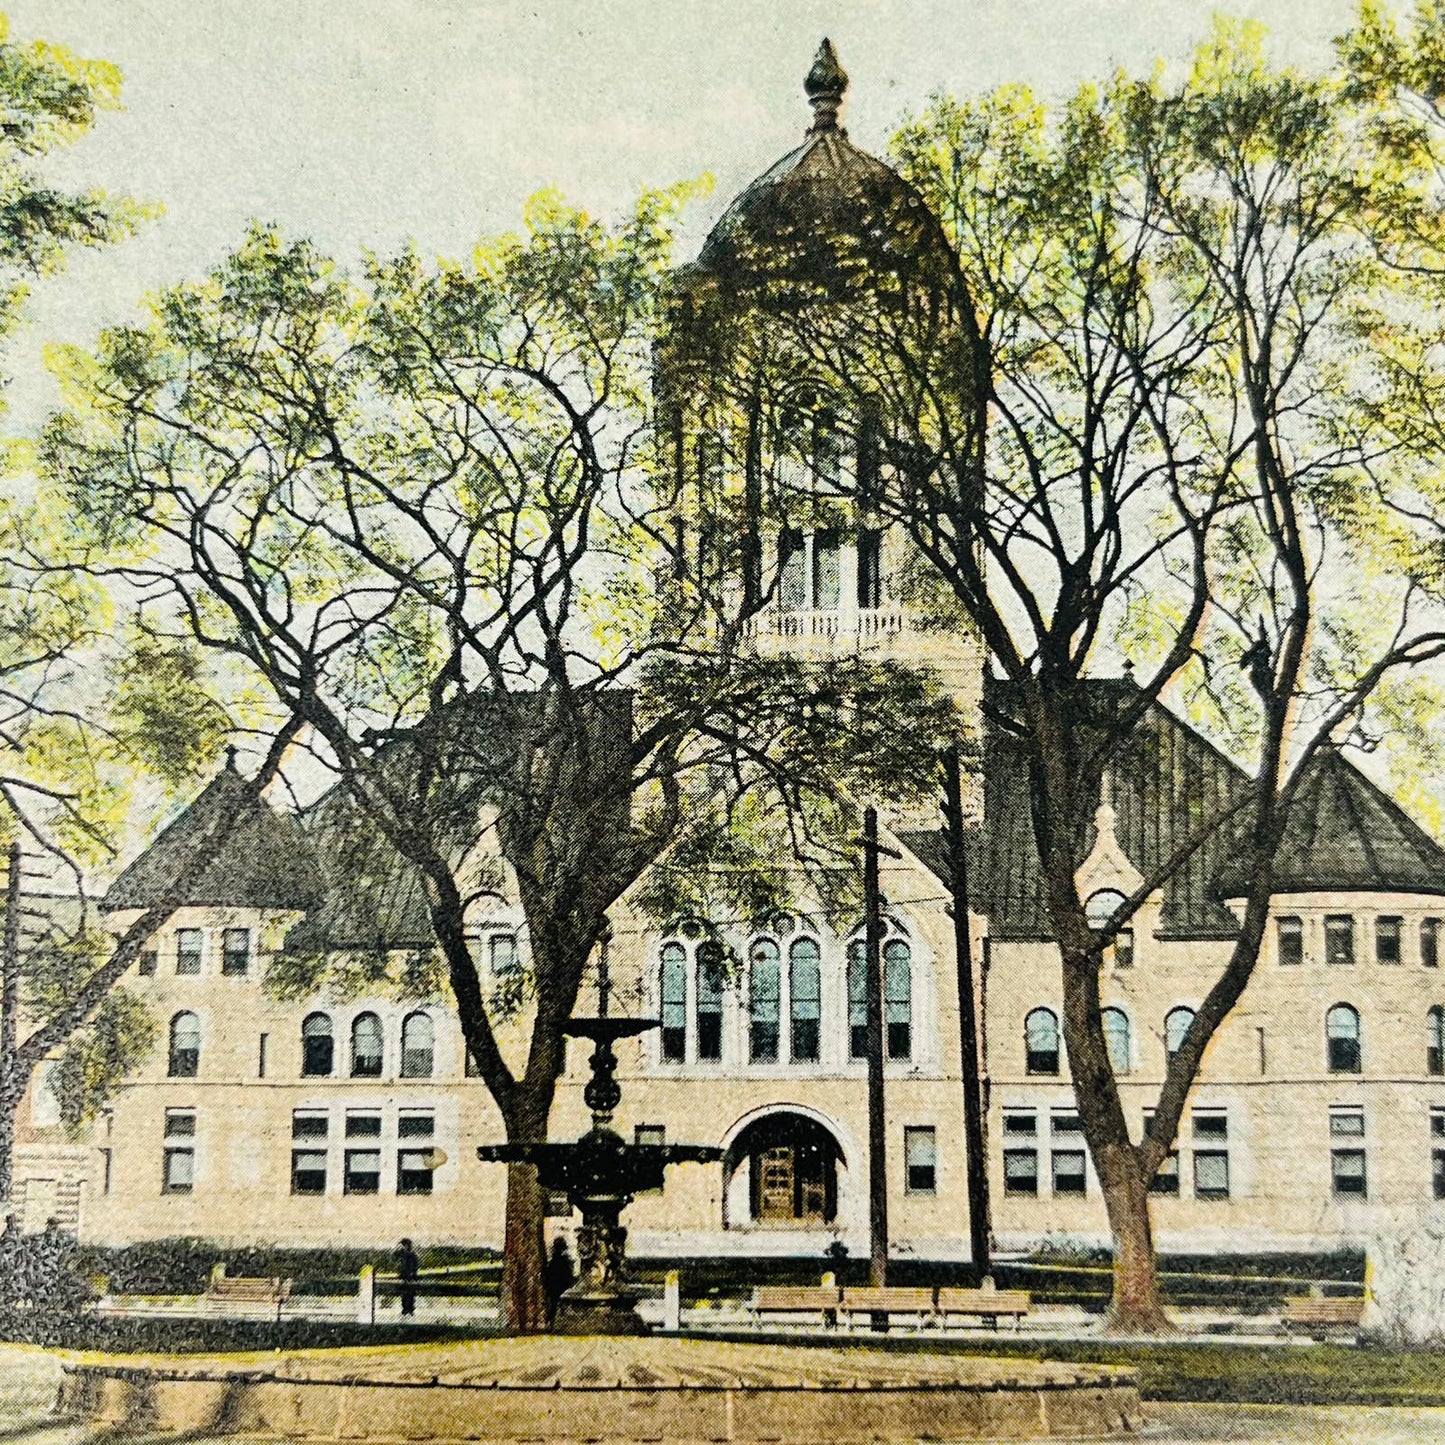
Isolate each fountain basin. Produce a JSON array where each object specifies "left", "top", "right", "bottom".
[{"left": 56, "top": 1334, "right": 1141, "bottom": 1440}]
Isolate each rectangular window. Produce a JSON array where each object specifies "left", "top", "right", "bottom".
[
  {"left": 221, "top": 927, "right": 251, "bottom": 976},
  {"left": 1330, "top": 1108, "right": 1365, "bottom": 1138},
  {"left": 292, "top": 1111, "right": 328, "bottom": 1140},
  {"left": 1150, "top": 1153, "right": 1181, "bottom": 1195},
  {"left": 1003, "top": 1111, "right": 1038, "bottom": 1136},
  {"left": 397, "top": 1150, "right": 433, "bottom": 1195},
  {"left": 812, "top": 529, "right": 842, "bottom": 610},
  {"left": 1424, "top": 918, "right": 1441, "bottom": 970},
  {"left": 1377, "top": 916, "right": 1402, "bottom": 965},
  {"left": 343, "top": 1149, "right": 381, "bottom": 1194},
  {"left": 635, "top": 1124, "right": 666, "bottom": 1147},
  {"left": 162, "top": 1109, "right": 195, "bottom": 1195},
  {"left": 1114, "top": 928, "right": 1134, "bottom": 970},
  {"left": 848, "top": 942, "right": 868, "bottom": 1061},
  {"left": 856, "top": 528, "right": 882, "bottom": 610},
  {"left": 1332, "top": 1148, "right": 1367, "bottom": 1198},
  {"left": 1193, "top": 1150, "right": 1230, "bottom": 1200},
  {"left": 292, "top": 1150, "right": 327, "bottom": 1195},
  {"left": 489, "top": 933, "right": 518, "bottom": 976},
  {"left": 1051, "top": 1112, "right": 1083, "bottom": 1136},
  {"left": 175, "top": 928, "right": 203, "bottom": 976},
  {"left": 1435, "top": 1149, "right": 1445, "bottom": 1202},
  {"left": 1277, "top": 915, "right": 1303, "bottom": 966},
  {"left": 345, "top": 1112, "right": 382, "bottom": 1139},
  {"left": 1192, "top": 1110, "right": 1228, "bottom": 1141},
  {"left": 1003, "top": 1148, "right": 1039, "bottom": 1196},
  {"left": 1051, "top": 1149, "right": 1087, "bottom": 1196},
  {"left": 1325, "top": 915, "right": 1355, "bottom": 966},
  {"left": 398, "top": 1112, "right": 434, "bottom": 1140},
  {"left": 258, "top": 1033, "right": 268, "bottom": 1078},
  {"left": 779, "top": 528, "right": 806, "bottom": 611},
  {"left": 697, "top": 954, "right": 723, "bottom": 1064},
  {"left": 138, "top": 948, "right": 158, "bottom": 977},
  {"left": 905, "top": 1126, "right": 937, "bottom": 1194}
]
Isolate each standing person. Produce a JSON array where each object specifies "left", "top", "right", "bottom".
[
  {"left": 395, "top": 1238, "right": 420, "bottom": 1317},
  {"left": 543, "top": 1237, "right": 575, "bottom": 1328}
]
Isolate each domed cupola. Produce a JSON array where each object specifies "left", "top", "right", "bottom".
[{"left": 693, "top": 40, "right": 963, "bottom": 310}]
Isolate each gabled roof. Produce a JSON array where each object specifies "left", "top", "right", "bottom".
[
  {"left": 103, "top": 760, "right": 321, "bottom": 914},
  {"left": 902, "top": 681, "right": 1445, "bottom": 942}
]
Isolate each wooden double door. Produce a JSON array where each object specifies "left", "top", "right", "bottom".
[{"left": 754, "top": 1141, "right": 831, "bottom": 1223}]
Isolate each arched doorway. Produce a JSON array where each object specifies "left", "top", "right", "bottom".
[{"left": 724, "top": 1112, "right": 844, "bottom": 1226}]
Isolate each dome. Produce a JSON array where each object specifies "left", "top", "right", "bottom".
[{"left": 693, "top": 40, "right": 961, "bottom": 304}]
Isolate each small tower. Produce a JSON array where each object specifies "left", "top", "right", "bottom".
[{"left": 658, "top": 44, "right": 985, "bottom": 828}]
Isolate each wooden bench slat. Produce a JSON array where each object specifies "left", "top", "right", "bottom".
[{"left": 935, "top": 1288, "right": 1031, "bottom": 1315}]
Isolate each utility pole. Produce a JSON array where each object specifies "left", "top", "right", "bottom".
[
  {"left": 1, "top": 842, "right": 20, "bottom": 1207},
  {"left": 943, "top": 745, "right": 991, "bottom": 1283},
  {"left": 862, "top": 806, "right": 888, "bottom": 1290}
]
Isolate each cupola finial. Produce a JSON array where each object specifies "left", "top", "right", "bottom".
[{"left": 805, "top": 38, "right": 848, "bottom": 135}]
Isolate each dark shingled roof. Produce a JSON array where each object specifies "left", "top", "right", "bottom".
[
  {"left": 103, "top": 762, "right": 321, "bottom": 914},
  {"left": 1221, "top": 747, "right": 1445, "bottom": 900},
  {"left": 901, "top": 682, "right": 1445, "bottom": 941}
]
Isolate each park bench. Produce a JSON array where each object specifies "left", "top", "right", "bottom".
[
  {"left": 751, "top": 1285, "right": 841, "bottom": 1329},
  {"left": 1281, "top": 1294, "right": 1364, "bottom": 1339},
  {"left": 204, "top": 1265, "right": 293, "bottom": 1318},
  {"left": 837, "top": 1286, "right": 938, "bottom": 1330},
  {"left": 935, "top": 1285, "right": 1031, "bottom": 1331}
]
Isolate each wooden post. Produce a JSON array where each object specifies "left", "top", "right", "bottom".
[
  {"left": 357, "top": 1264, "right": 375, "bottom": 1324},
  {"left": 943, "top": 745, "right": 991, "bottom": 1284},
  {"left": 863, "top": 807, "right": 888, "bottom": 1291}
]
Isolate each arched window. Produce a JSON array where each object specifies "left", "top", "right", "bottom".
[
  {"left": 847, "top": 940, "right": 867, "bottom": 1060},
  {"left": 885, "top": 939, "right": 912, "bottom": 1060},
  {"left": 1025, "top": 1007, "right": 1060, "bottom": 1075},
  {"left": 400, "top": 1011, "right": 434, "bottom": 1078},
  {"left": 351, "top": 1012, "right": 384, "bottom": 1078},
  {"left": 301, "top": 1012, "right": 333, "bottom": 1077},
  {"left": 1430, "top": 1007, "right": 1444, "bottom": 1077},
  {"left": 1086, "top": 889, "right": 1128, "bottom": 930},
  {"left": 1103, "top": 1007, "right": 1131, "bottom": 1075},
  {"left": 660, "top": 942, "right": 687, "bottom": 1064},
  {"left": 696, "top": 940, "right": 724, "bottom": 1063},
  {"left": 1327, "top": 1004, "right": 1362, "bottom": 1074},
  {"left": 168, "top": 1011, "right": 200, "bottom": 1078},
  {"left": 790, "top": 937, "right": 821, "bottom": 1063},
  {"left": 1165, "top": 1007, "right": 1195, "bottom": 1063},
  {"left": 749, "top": 938, "right": 780, "bottom": 1063}
]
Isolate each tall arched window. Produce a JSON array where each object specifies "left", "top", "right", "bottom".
[
  {"left": 696, "top": 940, "right": 724, "bottom": 1063},
  {"left": 660, "top": 943, "right": 687, "bottom": 1063},
  {"left": 1025, "top": 1007, "right": 1060, "bottom": 1075},
  {"left": 1103, "top": 1007, "right": 1131, "bottom": 1075},
  {"left": 301, "top": 1012, "right": 333, "bottom": 1077},
  {"left": 400, "top": 1011, "right": 434, "bottom": 1078},
  {"left": 847, "top": 940, "right": 867, "bottom": 1060},
  {"left": 351, "top": 1012, "right": 384, "bottom": 1078},
  {"left": 885, "top": 939, "right": 912, "bottom": 1060},
  {"left": 1327, "top": 1004, "right": 1362, "bottom": 1074},
  {"left": 168, "top": 1011, "right": 200, "bottom": 1078},
  {"left": 1165, "top": 1007, "right": 1195, "bottom": 1062},
  {"left": 749, "top": 938, "right": 780, "bottom": 1063},
  {"left": 790, "top": 937, "right": 821, "bottom": 1063},
  {"left": 1430, "top": 1007, "right": 1444, "bottom": 1077}
]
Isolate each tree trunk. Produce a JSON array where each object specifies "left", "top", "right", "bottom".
[
  {"left": 1098, "top": 1145, "right": 1172, "bottom": 1334},
  {"left": 0, "top": 1083, "right": 16, "bottom": 1210},
  {"left": 501, "top": 1160, "right": 548, "bottom": 1334}
]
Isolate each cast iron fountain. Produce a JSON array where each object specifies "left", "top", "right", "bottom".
[{"left": 477, "top": 943, "right": 722, "bottom": 1335}]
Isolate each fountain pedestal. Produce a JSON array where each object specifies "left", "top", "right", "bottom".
[{"left": 477, "top": 1016, "right": 722, "bottom": 1335}]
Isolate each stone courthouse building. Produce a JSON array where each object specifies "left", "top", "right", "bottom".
[{"left": 11, "top": 47, "right": 1445, "bottom": 1265}]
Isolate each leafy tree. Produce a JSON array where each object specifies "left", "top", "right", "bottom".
[
  {"left": 703, "top": 18, "right": 1445, "bottom": 1328},
  {"left": 44, "top": 195, "right": 954, "bottom": 1330},
  {"left": 0, "top": 12, "right": 195, "bottom": 1207}
]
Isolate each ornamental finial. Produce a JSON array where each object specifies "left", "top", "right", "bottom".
[{"left": 805, "top": 38, "right": 848, "bottom": 134}]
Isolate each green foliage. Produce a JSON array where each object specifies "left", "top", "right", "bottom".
[{"left": 47, "top": 988, "right": 156, "bottom": 1132}]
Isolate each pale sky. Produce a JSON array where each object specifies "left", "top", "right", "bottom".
[{"left": 4, "top": 0, "right": 1361, "bottom": 428}]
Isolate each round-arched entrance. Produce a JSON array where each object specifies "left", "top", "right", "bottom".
[{"left": 723, "top": 1111, "right": 845, "bottom": 1227}]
